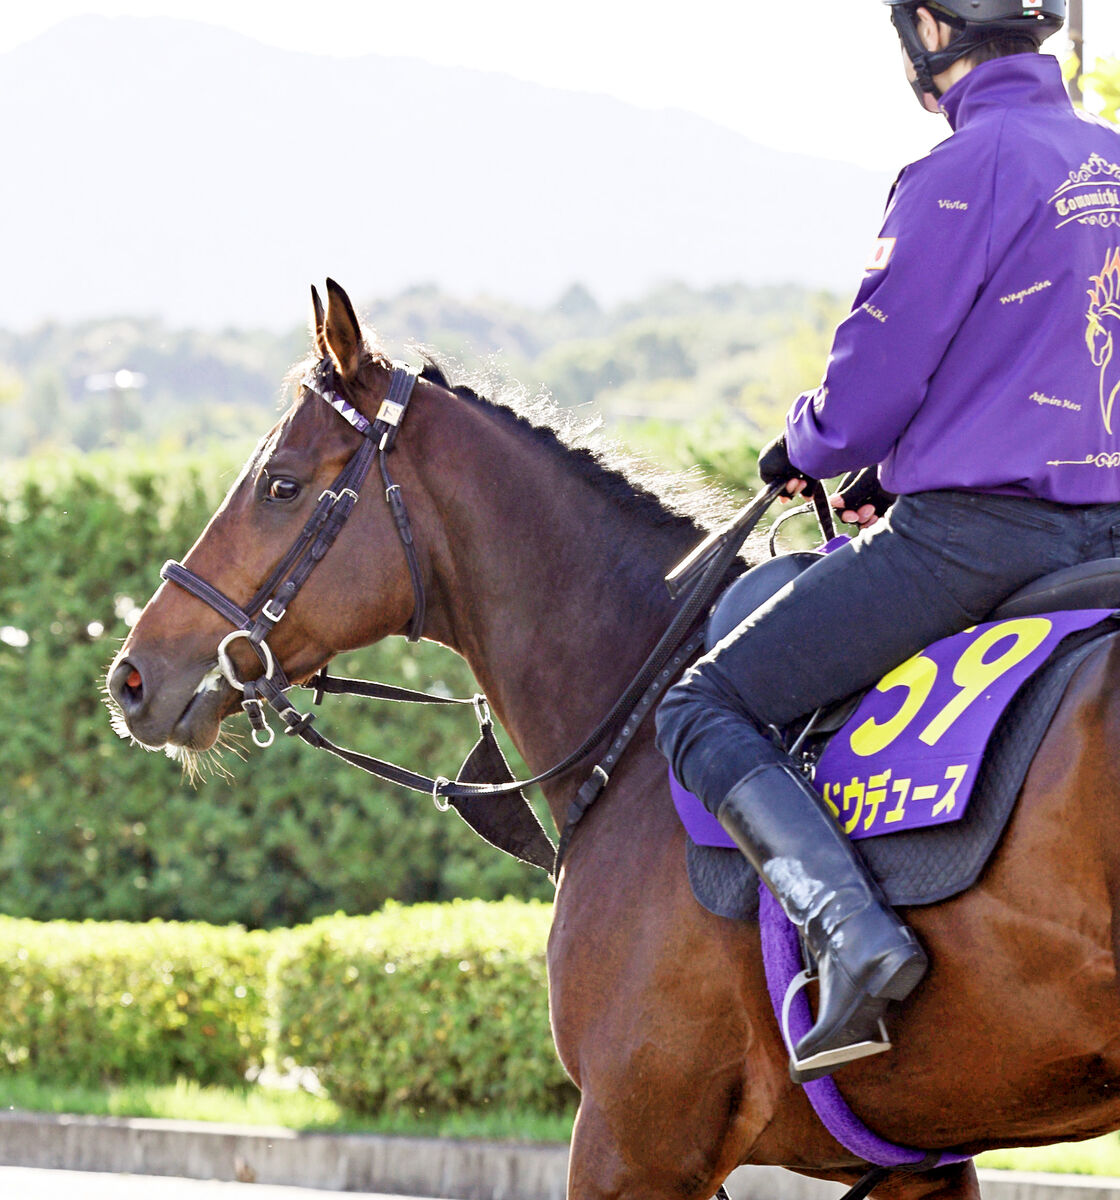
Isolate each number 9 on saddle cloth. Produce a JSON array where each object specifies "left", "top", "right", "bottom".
[{"left": 676, "top": 550, "right": 1120, "bottom": 922}]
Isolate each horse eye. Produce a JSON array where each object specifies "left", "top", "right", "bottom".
[{"left": 266, "top": 477, "right": 302, "bottom": 503}]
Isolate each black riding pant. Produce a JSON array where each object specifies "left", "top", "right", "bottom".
[{"left": 655, "top": 490, "right": 1120, "bottom": 814}]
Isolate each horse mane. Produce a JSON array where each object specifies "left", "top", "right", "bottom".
[
  {"left": 285, "top": 335, "right": 743, "bottom": 541},
  {"left": 416, "top": 354, "right": 739, "bottom": 538}
]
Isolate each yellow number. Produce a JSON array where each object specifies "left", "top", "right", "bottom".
[
  {"left": 919, "top": 617, "right": 1051, "bottom": 747},
  {"left": 849, "top": 653, "right": 938, "bottom": 758}
]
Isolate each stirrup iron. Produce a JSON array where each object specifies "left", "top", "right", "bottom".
[{"left": 780, "top": 968, "right": 891, "bottom": 1084}]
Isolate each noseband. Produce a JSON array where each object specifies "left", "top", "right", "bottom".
[{"left": 160, "top": 359, "right": 425, "bottom": 745}]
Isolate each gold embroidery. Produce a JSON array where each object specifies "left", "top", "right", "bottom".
[
  {"left": 860, "top": 302, "right": 888, "bottom": 324},
  {"left": 1031, "top": 392, "right": 1081, "bottom": 412},
  {"left": 1086, "top": 248, "right": 1120, "bottom": 434},
  {"left": 1047, "top": 453, "right": 1120, "bottom": 468},
  {"left": 1000, "top": 281, "right": 1052, "bottom": 305},
  {"left": 1050, "top": 154, "right": 1120, "bottom": 230}
]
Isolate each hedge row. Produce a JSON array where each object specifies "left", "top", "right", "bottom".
[
  {"left": 0, "top": 901, "right": 575, "bottom": 1113},
  {"left": 0, "top": 917, "right": 270, "bottom": 1086},
  {"left": 271, "top": 899, "right": 575, "bottom": 1114},
  {"left": 0, "top": 447, "right": 552, "bottom": 927}
]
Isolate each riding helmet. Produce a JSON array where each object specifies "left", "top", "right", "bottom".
[{"left": 885, "top": 0, "right": 1067, "bottom": 99}]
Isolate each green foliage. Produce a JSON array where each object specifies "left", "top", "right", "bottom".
[
  {"left": 731, "top": 294, "right": 850, "bottom": 433},
  {"left": 270, "top": 899, "right": 574, "bottom": 1115},
  {"left": 0, "top": 1073, "right": 576, "bottom": 1140},
  {"left": 0, "top": 281, "right": 839, "bottom": 462},
  {"left": 0, "top": 900, "right": 569, "bottom": 1119},
  {"left": 0, "top": 916, "right": 269, "bottom": 1085},
  {"left": 0, "top": 318, "right": 304, "bottom": 458},
  {"left": 0, "top": 900, "right": 571, "bottom": 1118},
  {"left": 1084, "top": 56, "right": 1120, "bottom": 124},
  {"left": 0, "top": 448, "right": 551, "bottom": 928},
  {"left": 0, "top": 1074, "right": 349, "bottom": 1129},
  {"left": 532, "top": 284, "right": 841, "bottom": 435}
]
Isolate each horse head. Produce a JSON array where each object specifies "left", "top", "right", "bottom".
[{"left": 106, "top": 280, "right": 426, "bottom": 758}]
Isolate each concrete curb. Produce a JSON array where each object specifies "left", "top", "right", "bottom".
[
  {"left": 0, "top": 1111, "right": 1117, "bottom": 1200},
  {"left": 0, "top": 1112, "right": 565, "bottom": 1197}
]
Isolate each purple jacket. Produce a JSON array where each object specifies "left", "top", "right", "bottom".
[{"left": 786, "top": 55, "right": 1120, "bottom": 503}]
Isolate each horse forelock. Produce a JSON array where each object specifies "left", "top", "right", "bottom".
[{"left": 281, "top": 339, "right": 394, "bottom": 408}]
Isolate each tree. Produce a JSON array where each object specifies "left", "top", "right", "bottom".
[{"left": 1083, "top": 56, "right": 1120, "bottom": 123}]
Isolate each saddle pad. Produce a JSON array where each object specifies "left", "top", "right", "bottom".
[{"left": 687, "top": 627, "right": 1117, "bottom": 921}]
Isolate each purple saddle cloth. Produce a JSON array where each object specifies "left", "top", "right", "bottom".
[{"left": 680, "top": 621, "right": 1118, "bottom": 921}]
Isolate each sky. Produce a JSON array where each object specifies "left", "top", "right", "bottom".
[{"left": 4, "top": 1, "right": 1116, "bottom": 173}]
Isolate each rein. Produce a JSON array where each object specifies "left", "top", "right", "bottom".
[{"left": 160, "top": 357, "right": 780, "bottom": 871}]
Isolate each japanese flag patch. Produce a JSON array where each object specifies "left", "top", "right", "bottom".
[
  {"left": 865, "top": 237, "right": 897, "bottom": 271},
  {"left": 1022, "top": 0, "right": 1043, "bottom": 9}
]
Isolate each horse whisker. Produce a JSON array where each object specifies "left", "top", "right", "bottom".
[
  {"left": 100, "top": 670, "right": 246, "bottom": 785},
  {"left": 165, "top": 725, "right": 247, "bottom": 785}
]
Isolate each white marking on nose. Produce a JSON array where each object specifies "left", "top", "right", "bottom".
[{"left": 194, "top": 667, "right": 223, "bottom": 695}]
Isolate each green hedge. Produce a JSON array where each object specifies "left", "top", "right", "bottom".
[
  {"left": 271, "top": 900, "right": 575, "bottom": 1114},
  {"left": 0, "top": 902, "right": 572, "bottom": 1115},
  {"left": 0, "top": 917, "right": 269, "bottom": 1086},
  {"left": 0, "top": 448, "right": 551, "bottom": 927}
]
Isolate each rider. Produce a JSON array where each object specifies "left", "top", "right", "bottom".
[{"left": 657, "top": 0, "right": 1120, "bottom": 1080}]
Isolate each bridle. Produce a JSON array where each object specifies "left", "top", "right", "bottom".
[
  {"left": 159, "top": 354, "right": 780, "bottom": 872},
  {"left": 161, "top": 358, "right": 426, "bottom": 747}
]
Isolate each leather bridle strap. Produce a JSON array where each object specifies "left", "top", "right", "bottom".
[
  {"left": 159, "top": 362, "right": 423, "bottom": 743},
  {"left": 379, "top": 438, "right": 426, "bottom": 642}
]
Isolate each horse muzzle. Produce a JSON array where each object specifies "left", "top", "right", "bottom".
[{"left": 106, "top": 651, "right": 233, "bottom": 751}]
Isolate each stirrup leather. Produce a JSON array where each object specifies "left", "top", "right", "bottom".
[{"left": 780, "top": 968, "right": 891, "bottom": 1083}]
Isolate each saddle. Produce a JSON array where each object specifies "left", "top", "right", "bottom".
[{"left": 685, "top": 555, "right": 1120, "bottom": 921}]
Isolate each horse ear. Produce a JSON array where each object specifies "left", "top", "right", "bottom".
[
  {"left": 323, "top": 278, "right": 363, "bottom": 382},
  {"left": 310, "top": 285, "right": 328, "bottom": 358}
]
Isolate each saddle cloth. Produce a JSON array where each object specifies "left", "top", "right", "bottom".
[{"left": 686, "top": 623, "right": 1118, "bottom": 921}]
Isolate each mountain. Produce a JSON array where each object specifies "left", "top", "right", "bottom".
[{"left": 0, "top": 16, "right": 893, "bottom": 329}]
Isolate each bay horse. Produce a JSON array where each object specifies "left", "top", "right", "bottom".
[{"left": 107, "top": 280, "right": 1120, "bottom": 1200}]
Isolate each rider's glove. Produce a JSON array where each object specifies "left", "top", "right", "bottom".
[
  {"left": 757, "top": 433, "right": 819, "bottom": 498},
  {"left": 834, "top": 467, "right": 896, "bottom": 524}
]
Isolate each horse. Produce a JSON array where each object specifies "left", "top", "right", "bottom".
[{"left": 106, "top": 279, "right": 1120, "bottom": 1200}]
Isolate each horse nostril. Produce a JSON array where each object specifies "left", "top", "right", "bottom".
[{"left": 109, "top": 659, "right": 146, "bottom": 715}]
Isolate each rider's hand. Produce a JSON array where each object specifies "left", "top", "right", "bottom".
[
  {"left": 830, "top": 467, "right": 895, "bottom": 530},
  {"left": 758, "top": 434, "right": 819, "bottom": 500}
]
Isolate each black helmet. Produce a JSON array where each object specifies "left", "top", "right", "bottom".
[{"left": 885, "top": 1, "right": 1066, "bottom": 99}]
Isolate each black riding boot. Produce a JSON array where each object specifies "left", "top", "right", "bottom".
[{"left": 717, "top": 761, "right": 928, "bottom": 1081}]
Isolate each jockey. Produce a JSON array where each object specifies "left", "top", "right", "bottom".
[{"left": 656, "top": 0, "right": 1120, "bottom": 1081}]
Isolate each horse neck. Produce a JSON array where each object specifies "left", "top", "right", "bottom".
[{"left": 410, "top": 394, "right": 698, "bottom": 822}]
